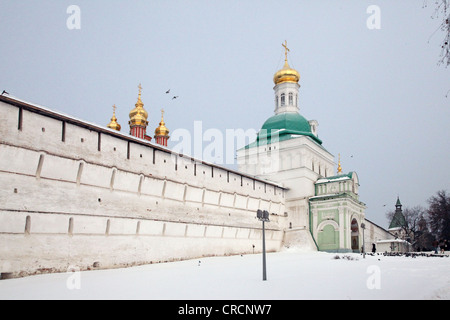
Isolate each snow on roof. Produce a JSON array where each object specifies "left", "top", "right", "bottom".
[
  {"left": 316, "top": 172, "right": 354, "bottom": 184},
  {"left": 377, "top": 239, "right": 411, "bottom": 244},
  {"left": 3, "top": 94, "right": 134, "bottom": 139},
  {"left": 309, "top": 193, "right": 341, "bottom": 200},
  {"left": 316, "top": 176, "right": 350, "bottom": 184}
]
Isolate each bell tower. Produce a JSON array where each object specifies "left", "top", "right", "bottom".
[
  {"left": 154, "top": 109, "right": 170, "bottom": 147},
  {"left": 129, "top": 84, "right": 151, "bottom": 141},
  {"left": 273, "top": 41, "right": 300, "bottom": 115}
]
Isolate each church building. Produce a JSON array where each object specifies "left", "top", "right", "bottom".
[{"left": 237, "top": 41, "right": 366, "bottom": 252}]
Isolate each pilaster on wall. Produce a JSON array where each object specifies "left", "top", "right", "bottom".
[{"left": 0, "top": 206, "right": 284, "bottom": 277}]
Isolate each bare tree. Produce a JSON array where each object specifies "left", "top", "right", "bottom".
[
  {"left": 415, "top": 213, "right": 435, "bottom": 250},
  {"left": 427, "top": 190, "right": 450, "bottom": 240},
  {"left": 424, "top": 0, "right": 450, "bottom": 67}
]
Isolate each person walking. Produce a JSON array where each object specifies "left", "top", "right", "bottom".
[
  {"left": 439, "top": 239, "right": 445, "bottom": 254},
  {"left": 432, "top": 239, "right": 439, "bottom": 254}
]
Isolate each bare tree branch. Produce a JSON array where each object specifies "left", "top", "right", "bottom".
[{"left": 424, "top": 0, "right": 450, "bottom": 67}]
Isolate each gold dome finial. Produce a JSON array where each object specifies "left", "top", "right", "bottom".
[
  {"left": 129, "top": 83, "right": 148, "bottom": 127},
  {"left": 273, "top": 40, "right": 300, "bottom": 85},
  {"left": 155, "top": 108, "right": 169, "bottom": 137},
  {"left": 107, "top": 104, "right": 121, "bottom": 131},
  {"left": 337, "top": 153, "right": 343, "bottom": 174}
]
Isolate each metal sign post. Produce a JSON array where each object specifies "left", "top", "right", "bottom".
[{"left": 257, "top": 209, "right": 270, "bottom": 281}]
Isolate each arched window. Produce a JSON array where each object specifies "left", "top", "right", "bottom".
[
  {"left": 275, "top": 95, "right": 278, "bottom": 108},
  {"left": 280, "top": 93, "right": 285, "bottom": 106},
  {"left": 288, "top": 92, "right": 293, "bottom": 105}
]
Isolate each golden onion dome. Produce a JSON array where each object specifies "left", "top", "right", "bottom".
[
  {"left": 107, "top": 105, "right": 121, "bottom": 131},
  {"left": 129, "top": 84, "right": 149, "bottom": 127},
  {"left": 273, "top": 60, "right": 300, "bottom": 85},
  {"left": 273, "top": 40, "right": 300, "bottom": 85},
  {"left": 155, "top": 109, "right": 169, "bottom": 137}
]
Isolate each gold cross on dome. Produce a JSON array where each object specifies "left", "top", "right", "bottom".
[
  {"left": 161, "top": 108, "right": 165, "bottom": 117},
  {"left": 338, "top": 153, "right": 343, "bottom": 174},
  {"left": 282, "top": 40, "right": 290, "bottom": 61},
  {"left": 138, "top": 83, "right": 142, "bottom": 94},
  {"left": 112, "top": 104, "right": 117, "bottom": 113}
]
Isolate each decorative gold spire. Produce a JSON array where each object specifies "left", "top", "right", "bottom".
[
  {"left": 155, "top": 108, "right": 170, "bottom": 137},
  {"left": 129, "top": 83, "right": 148, "bottom": 127},
  {"left": 107, "top": 104, "right": 121, "bottom": 131},
  {"left": 337, "top": 153, "right": 343, "bottom": 174},
  {"left": 273, "top": 40, "right": 300, "bottom": 85}
]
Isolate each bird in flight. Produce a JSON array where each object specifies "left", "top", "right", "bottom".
[
  {"left": 166, "top": 89, "right": 170, "bottom": 94},
  {"left": 172, "top": 96, "right": 179, "bottom": 100},
  {"left": 1, "top": 90, "right": 9, "bottom": 96}
]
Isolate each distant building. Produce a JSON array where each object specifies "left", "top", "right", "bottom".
[
  {"left": 388, "top": 197, "right": 407, "bottom": 237},
  {"left": 385, "top": 197, "right": 412, "bottom": 252}
]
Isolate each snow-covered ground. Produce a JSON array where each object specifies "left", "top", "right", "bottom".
[{"left": 1, "top": 249, "right": 449, "bottom": 300}]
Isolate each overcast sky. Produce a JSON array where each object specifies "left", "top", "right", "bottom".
[{"left": 1, "top": 0, "right": 449, "bottom": 227}]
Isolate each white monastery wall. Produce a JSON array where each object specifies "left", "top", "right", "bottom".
[
  {"left": 364, "top": 219, "right": 395, "bottom": 249},
  {"left": 0, "top": 99, "right": 286, "bottom": 277}
]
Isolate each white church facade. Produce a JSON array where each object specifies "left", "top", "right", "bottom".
[{"left": 0, "top": 44, "right": 394, "bottom": 278}]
